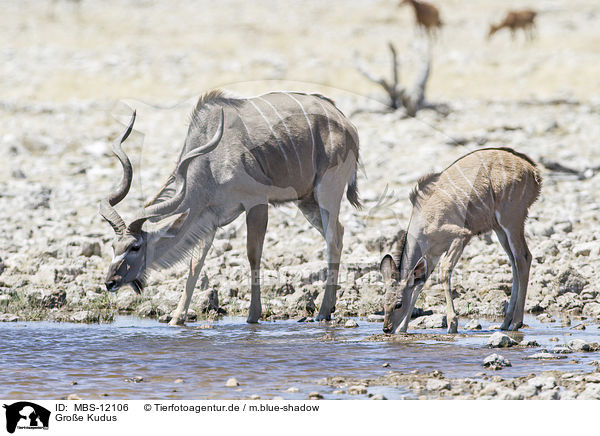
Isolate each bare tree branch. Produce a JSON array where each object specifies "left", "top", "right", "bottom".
[{"left": 355, "top": 41, "right": 438, "bottom": 115}]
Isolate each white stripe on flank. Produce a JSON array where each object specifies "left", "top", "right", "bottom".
[
  {"left": 437, "top": 185, "right": 463, "bottom": 213},
  {"left": 477, "top": 153, "right": 496, "bottom": 207},
  {"left": 248, "top": 99, "right": 290, "bottom": 166},
  {"left": 237, "top": 114, "right": 254, "bottom": 146},
  {"left": 446, "top": 171, "right": 484, "bottom": 213},
  {"left": 258, "top": 96, "right": 303, "bottom": 178},
  {"left": 498, "top": 151, "right": 507, "bottom": 198},
  {"left": 284, "top": 93, "right": 315, "bottom": 168},
  {"left": 506, "top": 156, "right": 515, "bottom": 202},
  {"left": 456, "top": 165, "right": 490, "bottom": 212},
  {"left": 443, "top": 173, "right": 469, "bottom": 216},
  {"left": 316, "top": 99, "right": 335, "bottom": 150}
]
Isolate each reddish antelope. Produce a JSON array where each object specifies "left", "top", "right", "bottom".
[
  {"left": 380, "top": 148, "right": 541, "bottom": 334},
  {"left": 400, "top": 0, "right": 443, "bottom": 37},
  {"left": 488, "top": 9, "right": 537, "bottom": 40},
  {"left": 100, "top": 90, "right": 360, "bottom": 325}
]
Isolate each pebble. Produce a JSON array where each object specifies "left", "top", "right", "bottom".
[
  {"left": 0, "top": 314, "right": 19, "bottom": 322},
  {"left": 125, "top": 376, "right": 144, "bottom": 383},
  {"left": 67, "top": 394, "right": 82, "bottom": 400},
  {"left": 519, "top": 339, "right": 539, "bottom": 347},
  {"left": 286, "top": 387, "right": 300, "bottom": 393},
  {"left": 568, "top": 339, "right": 599, "bottom": 352},
  {"left": 249, "top": 394, "right": 260, "bottom": 400},
  {"left": 464, "top": 319, "right": 482, "bottom": 330},
  {"left": 348, "top": 385, "right": 368, "bottom": 394},
  {"left": 483, "top": 353, "right": 512, "bottom": 370},
  {"left": 225, "top": 378, "right": 240, "bottom": 387},
  {"left": 367, "top": 314, "right": 384, "bottom": 322},
  {"left": 526, "top": 352, "right": 567, "bottom": 360},
  {"left": 426, "top": 379, "right": 451, "bottom": 391},
  {"left": 528, "top": 375, "right": 556, "bottom": 390},
  {"left": 370, "top": 394, "right": 387, "bottom": 400},
  {"left": 158, "top": 314, "right": 172, "bottom": 323},
  {"left": 174, "top": 378, "right": 184, "bottom": 384},
  {"left": 552, "top": 346, "right": 572, "bottom": 354},
  {"left": 487, "top": 332, "right": 517, "bottom": 348},
  {"left": 307, "top": 392, "right": 323, "bottom": 399},
  {"left": 344, "top": 319, "right": 359, "bottom": 328},
  {"left": 382, "top": 362, "right": 391, "bottom": 368},
  {"left": 80, "top": 241, "right": 101, "bottom": 257}
]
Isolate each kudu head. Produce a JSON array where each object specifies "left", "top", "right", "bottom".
[
  {"left": 379, "top": 230, "right": 428, "bottom": 333},
  {"left": 99, "top": 109, "right": 225, "bottom": 293}
]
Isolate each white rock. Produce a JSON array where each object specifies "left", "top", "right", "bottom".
[
  {"left": 464, "top": 319, "right": 482, "bottom": 330},
  {"left": 409, "top": 313, "right": 447, "bottom": 329},
  {"left": 348, "top": 385, "right": 367, "bottom": 394},
  {"left": 225, "top": 378, "right": 239, "bottom": 387},
  {"left": 426, "top": 379, "right": 451, "bottom": 391},
  {"left": 344, "top": 319, "right": 359, "bottom": 328},
  {"left": 487, "top": 332, "right": 517, "bottom": 348},
  {"left": 483, "top": 353, "right": 511, "bottom": 369}
]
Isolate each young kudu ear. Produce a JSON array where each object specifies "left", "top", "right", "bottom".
[
  {"left": 412, "top": 256, "right": 428, "bottom": 284},
  {"left": 380, "top": 254, "right": 397, "bottom": 282}
]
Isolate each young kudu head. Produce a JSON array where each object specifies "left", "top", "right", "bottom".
[
  {"left": 99, "top": 109, "right": 225, "bottom": 293},
  {"left": 380, "top": 230, "right": 428, "bottom": 333}
]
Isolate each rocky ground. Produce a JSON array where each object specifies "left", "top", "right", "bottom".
[{"left": 0, "top": 0, "right": 599, "bottom": 399}]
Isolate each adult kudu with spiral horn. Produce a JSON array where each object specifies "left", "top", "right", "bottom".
[{"left": 100, "top": 90, "right": 361, "bottom": 325}]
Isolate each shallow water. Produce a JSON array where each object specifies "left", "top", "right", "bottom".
[{"left": 1, "top": 315, "right": 598, "bottom": 399}]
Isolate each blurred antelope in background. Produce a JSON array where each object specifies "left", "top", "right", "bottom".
[
  {"left": 380, "top": 148, "right": 541, "bottom": 334},
  {"left": 100, "top": 90, "right": 360, "bottom": 325},
  {"left": 399, "top": 0, "right": 443, "bottom": 38},
  {"left": 488, "top": 9, "right": 537, "bottom": 40}
]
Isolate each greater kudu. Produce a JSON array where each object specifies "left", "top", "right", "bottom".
[
  {"left": 380, "top": 148, "right": 541, "bottom": 334},
  {"left": 100, "top": 90, "right": 360, "bottom": 325}
]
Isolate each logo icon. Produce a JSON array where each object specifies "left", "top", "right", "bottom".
[{"left": 3, "top": 402, "right": 50, "bottom": 434}]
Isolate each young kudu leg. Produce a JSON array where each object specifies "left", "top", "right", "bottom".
[
  {"left": 398, "top": 288, "right": 423, "bottom": 332},
  {"left": 169, "top": 230, "right": 216, "bottom": 326},
  {"left": 494, "top": 226, "right": 519, "bottom": 331},
  {"left": 246, "top": 204, "right": 268, "bottom": 323},
  {"left": 508, "top": 226, "right": 532, "bottom": 330},
  {"left": 439, "top": 237, "right": 469, "bottom": 334}
]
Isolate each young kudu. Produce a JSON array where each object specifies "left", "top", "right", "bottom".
[
  {"left": 100, "top": 90, "right": 360, "bottom": 325},
  {"left": 380, "top": 148, "right": 541, "bottom": 334}
]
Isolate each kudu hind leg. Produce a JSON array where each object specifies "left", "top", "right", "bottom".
[
  {"left": 169, "top": 231, "right": 216, "bottom": 326},
  {"left": 509, "top": 230, "right": 532, "bottom": 330},
  {"left": 246, "top": 204, "right": 268, "bottom": 323},
  {"left": 494, "top": 226, "right": 520, "bottom": 330},
  {"left": 314, "top": 191, "right": 344, "bottom": 322}
]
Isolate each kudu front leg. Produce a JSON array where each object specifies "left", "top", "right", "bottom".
[
  {"left": 440, "top": 238, "right": 468, "bottom": 334},
  {"left": 169, "top": 232, "right": 215, "bottom": 326},
  {"left": 246, "top": 204, "right": 268, "bottom": 323}
]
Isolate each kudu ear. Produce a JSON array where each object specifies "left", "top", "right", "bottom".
[
  {"left": 380, "top": 254, "right": 397, "bottom": 282},
  {"left": 412, "top": 257, "right": 428, "bottom": 284}
]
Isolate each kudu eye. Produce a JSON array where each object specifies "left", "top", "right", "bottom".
[
  {"left": 394, "top": 301, "right": 403, "bottom": 310},
  {"left": 130, "top": 244, "right": 141, "bottom": 252}
]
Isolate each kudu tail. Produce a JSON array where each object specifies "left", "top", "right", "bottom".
[{"left": 346, "top": 165, "right": 361, "bottom": 209}]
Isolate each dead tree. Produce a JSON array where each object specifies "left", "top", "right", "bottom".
[{"left": 355, "top": 42, "right": 444, "bottom": 116}]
